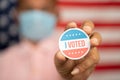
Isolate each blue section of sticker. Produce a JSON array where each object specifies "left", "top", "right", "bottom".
[{"left": 61, "top": 29, "right": 88, "bottom": 41}]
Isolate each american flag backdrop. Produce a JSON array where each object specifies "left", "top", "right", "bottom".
[
  {"left": 57, "top": 0, "right": 120, "bottom": 80},
  {"left": 0, "top": 0, "right": 120, "bottom": 79},
  {"left": 0, "top": 0, "right": 19, "bottom": 51}
]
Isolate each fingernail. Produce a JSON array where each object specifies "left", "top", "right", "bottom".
[
  {"left": 71, "top": 68, "right": 79, "bottom": 75},
  {"left": 91, "top": 38, "right": 99, "bottom": 45},
  {"left": 67, "top": 22, "right": 77, "bottom": 29},
  {"left": 57, "top": 51, "right": 66, "bottom": 61},
  {"left": 83, "top": 26, "right": 92, "bottom": 34}
]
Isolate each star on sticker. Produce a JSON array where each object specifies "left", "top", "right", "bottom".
[
  {"left": 72, "top": 34, "right": 74, "bottom": 36},
  {"left": 76, "top": 33, "right": 78, "bottom": 36},
  {"left": 81, "top": 51, "right": 83, "bottom": 53},
  {"left": 66, "top": 35, "right": 68, "bottom": 37},
  {"left": 75, "top": 52, "right": 77, "bottom": 54}
]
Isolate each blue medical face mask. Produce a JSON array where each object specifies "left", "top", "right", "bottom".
[{"left": 18, "top": 10, "right": 57, "bottom": 42}]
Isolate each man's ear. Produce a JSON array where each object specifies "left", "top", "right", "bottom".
[
  {"left": 13, "top": 9, "right": 19, "bottom": 25},
  {"left": 54, "top": 6, "right": 60, "bottom": 23}
]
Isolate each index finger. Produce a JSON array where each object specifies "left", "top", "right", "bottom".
[
  {"left": 80, "top": 20, "right": 95, "bottom": 35},
  {"left": 65, "top": 22, "right": 77, "bottom": 30}
]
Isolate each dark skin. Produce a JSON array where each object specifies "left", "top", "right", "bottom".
[
  {"left": 55, "top": 22, "right": 101, "bottom": 80},
  {"left": 17, "top": 0, "right": 102, "bottom": 80}
]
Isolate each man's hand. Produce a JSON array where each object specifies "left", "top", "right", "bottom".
[{"left": 54, "top": 21, "right": 102, "bottom": 80}]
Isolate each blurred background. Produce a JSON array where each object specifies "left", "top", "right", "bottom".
[
  {"left": 0, "top": 0, "right": 19, "bottom": 51},
  {"left": 58, "top": 0, "right": 120, "bottom": 80},
  {"left": 0, "top": 0, "right": 120, "bottom": 80}
]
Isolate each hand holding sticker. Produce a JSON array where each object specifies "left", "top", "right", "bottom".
[{"left": 55, "top": 21, "right": 102, "bottom": 80}]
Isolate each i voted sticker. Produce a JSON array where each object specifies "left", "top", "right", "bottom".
[{"left": 59, "top": 28, "right": 90, "bottom": 60}]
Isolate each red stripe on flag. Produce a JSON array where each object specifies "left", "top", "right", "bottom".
[
  {"left": 57, "top": 22, "right": 120, "bottom": 27},
  {"left": 98, "top": 44, "right": 120, "bottom": 48},
  {"left": 58, "top": 2, "right": 120, "bottom": 7},
  {"left": 96, "top": 64, "right": 120, "bottom": 71}
]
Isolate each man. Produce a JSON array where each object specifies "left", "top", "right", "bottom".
[{"left": 0, "top": 0, "right": 102, "bottom": 80}]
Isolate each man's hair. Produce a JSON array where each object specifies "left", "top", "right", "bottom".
[{"left": 17, "top": 0, "right": 58, "bottom": 8}]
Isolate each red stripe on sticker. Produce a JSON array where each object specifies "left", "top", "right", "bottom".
[{"left": 63, "top": 48, "right": 88, "bottom": 58}]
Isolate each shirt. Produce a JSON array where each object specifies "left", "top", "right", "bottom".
[{"left": 0, "top": 28, "right": 64, "bottom": 80}]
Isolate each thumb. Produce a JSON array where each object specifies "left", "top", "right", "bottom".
[{"left": 54, "top": 51, "right": 66, "bottom": 67}]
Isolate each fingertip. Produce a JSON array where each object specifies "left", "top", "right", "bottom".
[
  {"left": 90, "top": 38, "right": 99, "bottom": 46},
  {"left": 83, "top": 20, "right": 94, "bottom": 28},
  {"left": 81, "top": 20, "right": 94, "bottom": 35},
  {"left": 71, "top": 68, "right": 79, "bottom": 75},
  {"left": 83, "top": 26, "right": 92, "bottom": 35},
  {"left": 66, "top": 22, "right": 77, "bottom": 30},
  {"left": 90, "top": 32, "right": 102, "bottom": 46}
]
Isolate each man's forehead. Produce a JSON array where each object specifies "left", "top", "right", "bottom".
[
  {"left": 18, "top": 0, "right": 57, "bottom": 8},
  {"left": 19, "top": 0, "right": 48, "bottom": 5},
  {"left": 18, "top": 0, "right": 56, "bottom": 5}
]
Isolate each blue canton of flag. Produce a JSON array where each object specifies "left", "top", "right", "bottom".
[{"left": 0, "top": 0, "right": 19, "bottom": 51}]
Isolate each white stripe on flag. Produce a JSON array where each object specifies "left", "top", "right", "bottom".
[
  {"left": 98, "top": 48, "right": 120, "bottom": 65},
  {"left": 59, "top": 7, "right": 120, "bottom": 23},
  {"left": 95, "top": 27, "right": 120, "bottom": 44},
  {"left": 89, "top": 70, "right": 120, "bottom": 80}
]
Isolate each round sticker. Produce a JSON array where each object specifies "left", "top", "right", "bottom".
[{"left": 59, "top": 28, "right": 90, "bottom": 60}]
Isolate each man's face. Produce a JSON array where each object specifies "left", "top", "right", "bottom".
[
  {"left": 17, "top": 0, "right": 57, "bottom": 15},
  {"left": 16, "top": 0, "right": 58, "bottom": 42}
]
